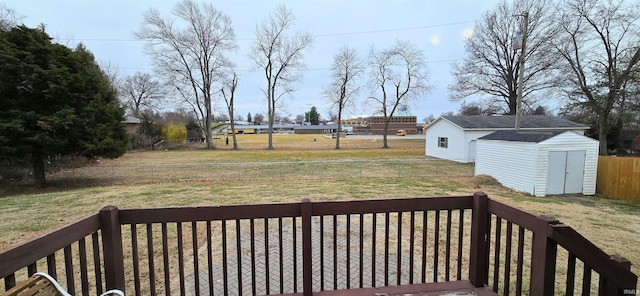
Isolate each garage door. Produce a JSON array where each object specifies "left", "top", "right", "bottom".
[{"left": 546, "top": 151, "right": 586, "bottom": 194}]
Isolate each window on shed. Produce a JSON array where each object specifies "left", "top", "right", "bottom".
[{"left": 438, "top": 137, "right": 448, "bottom": 148}]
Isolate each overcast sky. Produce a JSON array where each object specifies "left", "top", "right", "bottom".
[{"left": 6, "top": 0, "right": 500, "bottom": 122}]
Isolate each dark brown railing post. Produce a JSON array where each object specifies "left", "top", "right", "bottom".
[
  {"left": 100, "top": 206, "right": 125, "bottom": 293},
  {"left": 301, "top": 199, "right": 313, "bottom": 296},
  {"left": 607, "top": 255, "right": 635, "bottom": 295},
  {"left": 469, "top": 192, "right": 489, "bottom": 287},
  {"left": 529, "top": 215, "right": 559, "bottom": 296}
]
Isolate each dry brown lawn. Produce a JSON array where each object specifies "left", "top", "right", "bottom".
[{"left": 1, "top": 135, "right": 638, "bottom": 290}]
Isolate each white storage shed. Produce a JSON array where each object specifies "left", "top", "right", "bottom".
[
  {"left": 424, "top": 115, "right": 588, "bottom": 163},
  {"left": 475, "top": 130, "right": 599, "bottom": 197}
]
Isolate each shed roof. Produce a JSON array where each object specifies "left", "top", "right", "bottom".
[
  {"left": 294, "top": 124, "right": 338, "bottom": 130},
  {"left": 479, "top": 130, "right": 565, "bottom": 143},
  {"left": 440, "top": 115, "right": 587, "bottom": 130},
  {"left": 123, "top": 116, "right": 141, "bottom": 124},
  {"left": 230, "top": 124, "right": 294, "bottom": 129}
]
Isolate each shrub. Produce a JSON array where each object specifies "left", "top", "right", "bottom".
[{"left": 162, "top": 124, "right": 187, "bottom": 141}]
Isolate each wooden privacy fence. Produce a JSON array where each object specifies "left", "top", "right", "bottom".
[
  {"left": 0, "top": 193, "right": 637, "bottom": 296},
  {"left": 597, "top": 156, "right": 640, "bottom": 201}
]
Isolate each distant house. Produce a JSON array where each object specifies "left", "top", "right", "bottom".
[
  {"left": 224, "top": 124, "right": 295, "bottom": 134},
  {"left": 123, "top": 116, "right": 141, "bottom": 135},
  {"left": 424, "top": 115, "right": 589, "bottom": 163},
  {"left": 294, "top": 124, "right": 338, "bottom": 134}
]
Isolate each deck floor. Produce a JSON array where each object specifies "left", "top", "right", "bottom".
[
  {"left": 187, "top": 217, "right": 479, "bottom": 295},
  {"left": 278, "top": 281, "right": 497, "bottom": 296}
]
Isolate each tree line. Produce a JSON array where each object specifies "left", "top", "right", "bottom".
[
  {"left": 126, "top": 1, "right": 429, "bottom": 150},
  {"left": 2, "top": 0, "right": 638, "bottom": 187},
  {"left": 123, "top": 0, "right": 640, "bottom": 154},
  {"left": 450, "top": 0, "right": 640, "bottom": 155}
]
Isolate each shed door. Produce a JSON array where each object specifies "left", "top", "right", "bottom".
[{"left": 547, "top": 151, "right": 586, "bottom": 194}]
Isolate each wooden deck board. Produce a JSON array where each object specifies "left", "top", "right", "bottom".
[{"left": 272, "top": 281, "right": 497, "bottom": 296}]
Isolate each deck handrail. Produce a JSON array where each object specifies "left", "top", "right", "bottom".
[
  {"left": 549, "top": 224, "right": 637, "bottom": 291},
  {"left": 0, "top": 214, "right": 101, "bottom": 280}
]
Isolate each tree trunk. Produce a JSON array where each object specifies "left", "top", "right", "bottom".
[
  {"left": 31, "top": 150, "right": 46, "bottom": 188},
  {"left": 205, "top": 96, "right": 214, "bottom": 149},
  {"left": 508, "top": 93, "right": 517, "bottom": 115},
  {"left": 336, "top": 109, "right": 342, "bottom": 149},
  {"left": 267, "top": 109, "right": 274, "bottom": 150},
  {"left": 598, "top": 115, "right": 609, "bottom": 155},
  {"left": 231, "top": 121, "right": 238, "bottom": 150},
  {"left": 267, "top": 88, "right": 274, "bottom": 150},
  {"left": 205, "top": 120, "right": 213, "bottom": 149},
  {"left": 382, "top": 119, "right": 389, "bottom": 148}
]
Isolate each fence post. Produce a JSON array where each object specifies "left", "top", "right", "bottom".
[
  {"left": 469, "top": 191, "right": 489, "bottom": 286},
  {"left": 529, "top": 215, "right": 560, "bottom": 295},
  {"left": 301, "top": 199, "right": 313, "bottom": 296},
  {"left": 100, "top": 206, "right": 125, "bottom": 293}
]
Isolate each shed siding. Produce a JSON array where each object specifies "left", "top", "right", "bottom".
[
  {"left": 536, "top": 132, "right": 599, "bottom": 195},
  {"left": 425, "top": 120, "right": 494, "bottom": 163},
  {"left": 475, "top": 140, "right": 538, "bottom": 194},
  {"left": 464, "top": 131, "right": 494, "bottom": 162},
  {"left": 425, "top": 120, "right": 467, "bottom": 162}
]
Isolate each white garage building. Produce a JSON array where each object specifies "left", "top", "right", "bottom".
[{"left": 475, "top": 130, "right": 599, "bottom": 197}]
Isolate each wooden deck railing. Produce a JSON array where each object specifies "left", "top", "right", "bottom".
[
  {"left": 0, "top": 214, "right": 105, "bottom": 295},
  {"left": 0, "top": 192, "right": 636, "bottom": 296},
  {"left": 482, "top": 196, "right": 637, "bottom": 295}
]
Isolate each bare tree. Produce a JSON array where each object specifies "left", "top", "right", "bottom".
[
  {"left": 251, "top": 4, "right": 313, "bottom": 149},
  {"left": 459, "top": 102, "right": 501, "bottom": 116},
  {"left": 0, "top": 4, "right": 23, "bottom": 30},
  {"left": 368, "top": 40, "right": 429, "bottom": 148},
  {"left": 325, "top": 46, "right": 363, "bottom": 149},
  {"left": 253, "top": 113, "right": 265, "bottom": 125},
  {"left": 326, "top": 111, "right": 338, "bottom": 123},
  {"left": 423, "top": 114, "right": 436, "bottom": 123},
  {"left": 449, "top": 0, "right": 560, "bottom": 114},
  {"left": 221, "top": 73, "right": 239, "bottom": 149},
  {"left": 528, "top": 105, "right": 548, "bottom": 115},
  {"left": 120, "top": 72, "right": 165, "bottom": 117},
  {"left": 554, "top": 0, "right": 640, "bottom": 155},
  {"left": 99, "top": 60, "right": 120, "bottom": 89},
  {"left": 137, "top": 0, "right": 236, "bottom": 149},
  {"left": 214, "top": 113, "right": 229, "bottom": 123}
]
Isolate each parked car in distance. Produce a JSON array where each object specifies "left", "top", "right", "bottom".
[{"left": 396, "top": 129, "right": 407, "bottom": 136}]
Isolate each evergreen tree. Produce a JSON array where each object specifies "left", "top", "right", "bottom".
[
  {"left": 306, "top": 106, "right": 320, "bottom": 125},
  {"left": 0, "top": 26, "right": 127, "bottom": 187}
]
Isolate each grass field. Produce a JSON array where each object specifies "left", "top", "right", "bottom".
[{"left": 1, "top": 134, "right": 639, "bottom": 281}]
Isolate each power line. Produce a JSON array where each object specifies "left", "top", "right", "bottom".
[
  {"left": 118, "top": 59, "right": 461, "bottom": 73},
  {"left": 311, "top": 21, "right": 475, "bottom": 38},
  {"left": 55, "top": 20, "right": 475, "bottom": 43}
]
